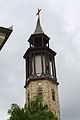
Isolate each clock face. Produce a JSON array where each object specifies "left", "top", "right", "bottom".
[{"left": 38, "top": 82, "right": 42, "bottom": 86}]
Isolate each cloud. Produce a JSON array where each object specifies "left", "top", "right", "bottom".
[{"left": 0, "top": 0, "right": 80, "bottom": 120}]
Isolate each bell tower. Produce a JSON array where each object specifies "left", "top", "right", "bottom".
[{"left": 23, "top": 10, "right": 60, "bottom": 120}]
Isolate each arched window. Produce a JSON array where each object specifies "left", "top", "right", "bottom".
[
  {"left": 38, "top": 88, "right": 42, "bottom": 96},
  {"left": 52, "top": 90, "right": 55, "bottom": 101}
]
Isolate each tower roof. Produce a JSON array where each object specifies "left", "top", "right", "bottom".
[
  {"left": 28, "top": 9, "right": 50, "bottom": 44},
  {"left": 34, "top": 18, "right": 44, "bottom": 34}
]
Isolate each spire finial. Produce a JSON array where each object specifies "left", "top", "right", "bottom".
[{"left": 36, "top": 9, "right": 41, "bottom": 19}]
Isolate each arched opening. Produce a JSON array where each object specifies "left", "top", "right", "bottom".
[
  {"left": 52, "top": 89, "right": 55, "bottom": 101},
  {"left": 38, "top": 88, "right": 42, "bottom": 97}
]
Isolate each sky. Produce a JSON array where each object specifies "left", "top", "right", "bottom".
[{"left": 0, "top": 0, "right": 80, "bottom": 120}]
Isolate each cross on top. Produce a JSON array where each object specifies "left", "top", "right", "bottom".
[{"left": 36, "top": 9, "right": 41, "bottom": 19}]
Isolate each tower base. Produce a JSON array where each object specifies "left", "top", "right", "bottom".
[{"left": 25, "top": 77, "right": 60, "bottom": 120}]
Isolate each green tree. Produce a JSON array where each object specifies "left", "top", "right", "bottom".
[{"left": 8, "top": 96, "right": 58, "bottom": 120}]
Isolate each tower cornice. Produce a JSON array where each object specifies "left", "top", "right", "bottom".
[
  {"left": 24, "top": 77, "right": 59, "bottom": 88},
  {"left": 23, "top": 46, "right": 56, "bottom": 59}
]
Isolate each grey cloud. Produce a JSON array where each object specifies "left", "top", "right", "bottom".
[{"left": 0, "top": 0, "right": 80, "bottom": 120}]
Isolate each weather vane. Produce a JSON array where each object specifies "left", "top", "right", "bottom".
[{"left": 36, "top": 9, "right": 41, "bottom": 19}]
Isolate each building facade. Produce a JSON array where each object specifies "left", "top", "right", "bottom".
[
  {"left": 0, "top": 26, "right": 13, "bottom": 51},
  {"left": 23, "top": 12, "right": 60, "bottom": 120}
]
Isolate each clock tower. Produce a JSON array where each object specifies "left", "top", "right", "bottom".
[{"left": 23, "top": 10, "right": 60, "bottom": 120}]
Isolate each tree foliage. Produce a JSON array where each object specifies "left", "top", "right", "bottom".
[{"left": 8, "top": 96, "right": 58, "bottom": 120}]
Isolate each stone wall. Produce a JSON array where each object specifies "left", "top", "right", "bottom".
[{"left": 25, "top": 78, "right": 60, "bottom": 120}]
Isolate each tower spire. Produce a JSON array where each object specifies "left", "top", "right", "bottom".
[{"left": 34, "top": 9, "right": 44, "bottom": 34}]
